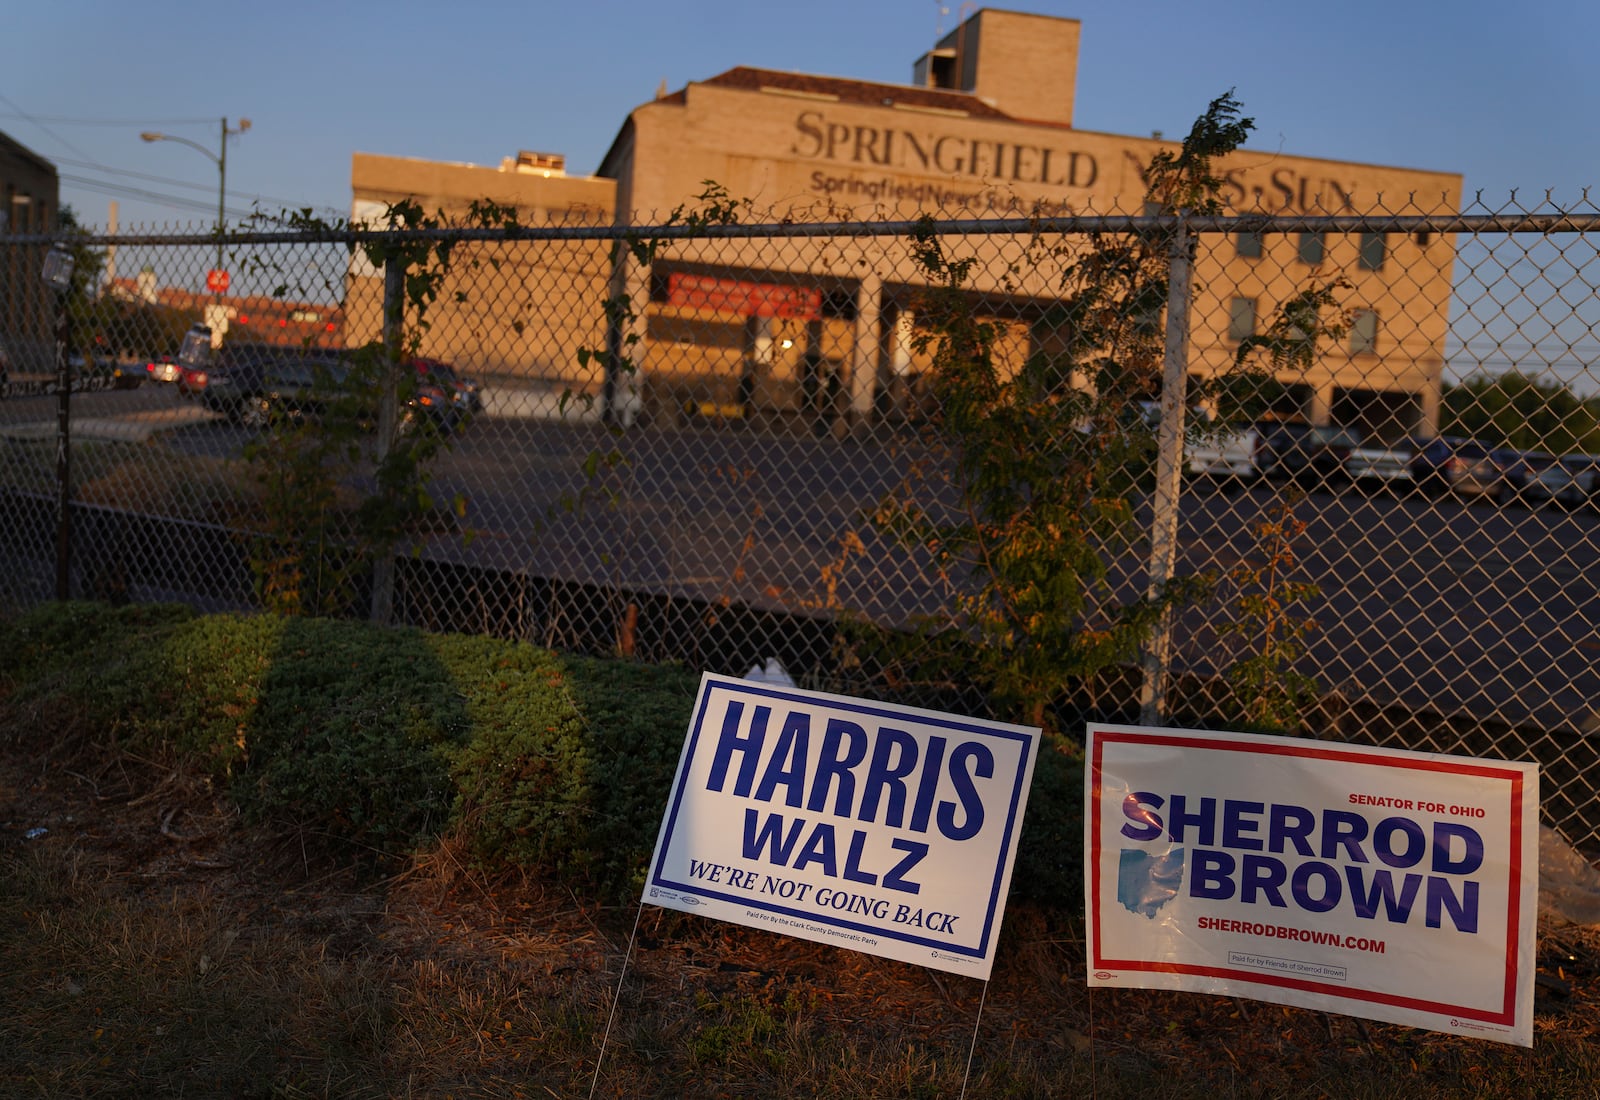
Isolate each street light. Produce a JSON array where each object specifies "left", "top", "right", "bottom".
[{"left": 140, "top": 116, "right": 250, "bottom": 293}]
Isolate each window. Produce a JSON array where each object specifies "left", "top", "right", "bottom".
[
  {"left": 1350, "top": 309, "right": 1379, "bottom": 355},
  {"left": 1228, "top": 297, "right": 1257, "bottom": 342},
  {"left": 1359, "top": 232, "right": 1387, "bottom": 271},
  {"left": 1298, "top": 232, "right": 1325, "bottom": 265},
  {"left": 1236, "top": 231, "right": 1263, "bottom": 259}
]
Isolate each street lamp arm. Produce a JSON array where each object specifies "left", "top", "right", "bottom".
[
  {"left": 140, "top": 117, "right": 247, "bottom": 313},
  {"left": 139, "top": 131, "right": 221, "bottom": 166}
]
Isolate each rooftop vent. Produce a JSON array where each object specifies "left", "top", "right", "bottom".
[{"left": 512, "top": 150, "right": 566, "bottom": 177}]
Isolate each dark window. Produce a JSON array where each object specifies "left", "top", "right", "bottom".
[
  {"left": 1359, "top": 232, "right": 1387, "bottom": 271},
  {"left": 1228, "top": 297, "right": 1257, "bottom": 342},
  {"left": 1350, "top": 309, "right": 1379, "bottom": 355},
  {"left": 1298, "top": 232, "right": 1325, "bottom": 265},
  {"left": 1236, "top": 231, "right": 1263, "bottom": 259}
]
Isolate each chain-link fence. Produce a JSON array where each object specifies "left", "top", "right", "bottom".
[{"left": 3, "top": 197, "right": 1598, "bottom": 854}]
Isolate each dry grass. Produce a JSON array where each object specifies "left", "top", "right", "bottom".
[
  {"left": 1, "top": 436, "right": 254, "bottom": 523},
  {"left": 3, "top": 725, "right": 1599, "bottom": 1099},
  {"left": 2, "top": 436, "right": 374, "bottom": 527}
]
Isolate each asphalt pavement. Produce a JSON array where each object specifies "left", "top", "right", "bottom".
[{"left": 5, "top": 381, "right": 1598, "bottom": 743}]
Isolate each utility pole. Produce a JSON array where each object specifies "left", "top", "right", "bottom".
[{"left": 140, "top": 118, "right": 250, "bottom": 341}]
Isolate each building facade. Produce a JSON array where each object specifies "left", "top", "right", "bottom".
[
  {"left": 346, "top": 150, "right": 615, "bottom": 379},
  {"left": 352, "top": 8, "right": 1461, "bottom": 437},
  {"left": 2, "top": 129, "right": 62, "bottom": 368}
]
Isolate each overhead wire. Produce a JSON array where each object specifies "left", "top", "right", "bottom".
[
  {"left": 0, "top": 91, "right": 114, "bottom": 171},
  {"left": 53, "top": 157, "right": 339, "bottom": 219},
  {"left": 0, "top": 97, "right": 340, "bottom": 225},
  {"left": 0, "top": 111, "right": 220, "bottom": 127},
  {"left": 57, "top": 172, "right": 265, "bottom": 221}
]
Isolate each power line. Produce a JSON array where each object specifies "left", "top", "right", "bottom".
[
  {"left": 0, "top": 91, "right": 113, "bottom": 171},
  {"left": 58, "top": 173, "right": 257, "bottom": 221},
  {"left": 52, "top": 155, "right": 335, "bottom": 214},
  {"left": 59, "top": 174, "right": 341, "bottom": 225},
  {"left": 0, "top": 111, "right": 220, "bottom": 127},
  {"left": 3, "top": 95, "right": 340, "bottom": 223}
]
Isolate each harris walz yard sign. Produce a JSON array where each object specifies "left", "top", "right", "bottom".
[{"left": 645, "top": 675, "right": 1040, "bottom": 980}]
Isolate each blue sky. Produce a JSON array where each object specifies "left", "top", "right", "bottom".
[{"left": 4, "top": 0, "right": 1596, "bottom": 231}]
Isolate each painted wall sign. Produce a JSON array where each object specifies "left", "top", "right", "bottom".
[
  {"left": 645, "top": 674, "right": 1041, "bottom": 979},
  {"left": 1084, "top": 724, "right": 1539, "bottom": 1046},
  {"left": 790, "top": 109, "right": 1099, "bottom": 189},
  {"left": 667, "top": 273, "right": 821, "bottom": 320}
]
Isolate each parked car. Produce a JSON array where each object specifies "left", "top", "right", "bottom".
[
  {"left": 411, "top": 356, "right": 483, "bottom": 417},
  {"left": 1408, "top": 437, "right": 1504, "bottom": 500},
  {"left": 185, "top": 339, "right": 325, "bottom": 404},
  {"left": 201, "top": 354, "right": 352, "bottom": 427},
  {"left": 176, "top": 360, "right": 211, "bottom": 400},
  {"left": 1516, "top": 451, "right": 1597, "bottom": 507},
  {"left": 1185, "top": 423, "right": 1261, "bottom": 482},
  {"left": 203, "top": 347, "right": 466, "bottom": 434},
  {"left": 1253, "top": 420, "right": 1317, "bottom": 480},
  {"left": 146, "top": 354, "right": 182, "bottom": 384},
  {"left": 1495, "top": 449, "right": 1573, "bottom": 506},
  {"left": 1345, "top": 438, "right": 1414, "bottom": 491},
  {"left": 1556, "top": 455, "right": 1600, "bottom": 509},
  {"left": 1494, "top": 449, "right": 1540, "bottom": 498},
  {"left": 1256, "top": 423, "right": 1365, "bottom": 486}
]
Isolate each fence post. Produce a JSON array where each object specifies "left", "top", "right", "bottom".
[
  {"left": 52, "top": 286, "right": 72, "bottom": 601},
  {"left": 1139, "top": 217, "right": 1194, "bottom": 726},
  {"left": 369, "top": 256, "right": 405, "bottom": 626}
]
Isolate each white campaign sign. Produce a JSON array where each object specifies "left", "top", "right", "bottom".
[
  {"left": 645, "top": 674, "right": 1041, "bottom": 979},
  {"left": 1084, "top": 724, "right": 1539, "bottom": 1046}
]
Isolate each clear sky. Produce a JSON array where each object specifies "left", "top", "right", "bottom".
[{"left": 4, "top": 0, "right": 1596, "bottom": 232}]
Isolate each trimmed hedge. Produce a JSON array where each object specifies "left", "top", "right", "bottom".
[{"left": 0, "top": 602, "right": 1084, "bottom": 908}]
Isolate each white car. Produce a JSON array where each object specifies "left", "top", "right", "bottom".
[
  {"left": 1346, "top": 440, "right": 1414, "bottom": 489},
  {"left": 1186, "top": 425, "right": 1262, "bottom": 481}
]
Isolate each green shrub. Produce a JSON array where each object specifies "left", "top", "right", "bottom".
[
  {"left": 0, "top": 603, "right": 1085, "bottom": 912},
  {"left": 437, "top": 642, "right": 697, "bottom": 895},
  {"left": 439, "top": 636, "right": 596, "bottom": 873},
  {"left": 233, "top": 618, "right": 469, "bottom": 857},
  {"left": 131, "top": 612, "right": 289, "bottom": 767},
  {"left": 565, "top": 657, "right": 699, "bottom": 897},
  {"left": 0, "top": 600, "right": 191, "bottom": 693},
  {"left": 0, "top": 602, "right": 197, "bottom": 743},
  {"left": 1011, "top": 735, "right": 1086, "bottom": 911}
]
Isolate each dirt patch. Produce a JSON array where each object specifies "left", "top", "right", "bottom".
[{"left": 4, "top": 727, "right": 1599, "bottom": 1098}]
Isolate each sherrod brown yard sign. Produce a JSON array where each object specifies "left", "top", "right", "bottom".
[
  {"left": 645, "top": 675, "right": 1040, "bottom": 980},
  {"left": 1085, "top": 724, "right": 1540, "bottom": 1046}
]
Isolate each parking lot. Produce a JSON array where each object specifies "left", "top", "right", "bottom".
[{"left": 5, "top": 379, "right": 1597, "bottom": 750}]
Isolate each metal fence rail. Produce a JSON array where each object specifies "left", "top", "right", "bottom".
[{"left": 3, "top": 198, "right": 1597, "bottom": 854}]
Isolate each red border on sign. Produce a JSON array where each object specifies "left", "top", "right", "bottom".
[{"left": 1087, "top": 727, "right": 1528, "bottom": 1027}]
